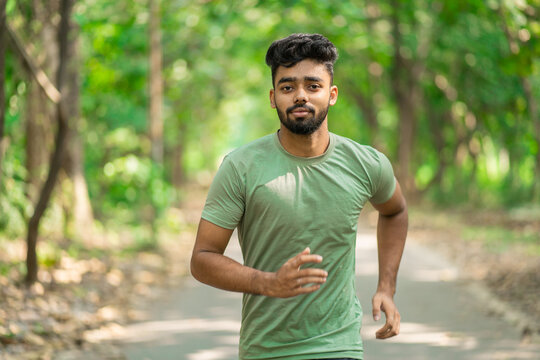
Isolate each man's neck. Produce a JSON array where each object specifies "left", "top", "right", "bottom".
[{"left": 277, "top": 121, "right": 330, "bottom": 158}]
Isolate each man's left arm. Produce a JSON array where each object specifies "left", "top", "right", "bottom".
[{"left": 370, "top": 179, "right": 408, "bottom": 339}]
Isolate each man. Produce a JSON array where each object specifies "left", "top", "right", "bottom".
[{"left": 191, "top": 33, "right": 407, "bottom": 360}]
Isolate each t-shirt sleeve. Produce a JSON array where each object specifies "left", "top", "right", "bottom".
[
  {"left": 201, "top": 155, "right": 245, "bottom": 229},
  {"left": 370, "top": 150, "right": 397, "bottom": 204}
]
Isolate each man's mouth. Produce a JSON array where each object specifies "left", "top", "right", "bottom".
[
  {"left": 292, "top": 109, "right": 309, "bottom": 116},
  {"left": 289, "top": 107, "right": 313, "bottom": 117}
]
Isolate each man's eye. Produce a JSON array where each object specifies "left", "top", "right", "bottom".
[
  {"left": 309, "top": 84, "right": 321, "bottom": 90},
  {"left": 282, "top": 86, "right": 293, "bottom": 91}
]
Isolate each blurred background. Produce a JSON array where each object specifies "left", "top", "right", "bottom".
[{"left": 0, "top": 0, "right": 539, "bottom": 358}]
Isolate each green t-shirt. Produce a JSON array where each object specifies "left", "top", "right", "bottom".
[{"left": 202, "top": 131, "right": 396, "bottom": 360}]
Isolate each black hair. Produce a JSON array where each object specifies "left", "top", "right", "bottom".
[{"left": 265, "top": 33, "right": 338, "bottom": 87}]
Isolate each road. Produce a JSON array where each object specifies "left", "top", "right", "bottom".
[{"left": 117, "top": 231, "right": 540, "bottom": 360}]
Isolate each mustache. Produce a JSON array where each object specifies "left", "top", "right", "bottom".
[{"left": 286, "top": 104, "right": 315, "bottom": 113}]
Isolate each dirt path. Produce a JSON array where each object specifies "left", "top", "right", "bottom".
[{"left": 114, "top": 230, "right": 540, "bottom": 360}]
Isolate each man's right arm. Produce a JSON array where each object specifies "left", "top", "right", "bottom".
[{"left": 190, "top": 218, "right": 328, "bottom": 298}]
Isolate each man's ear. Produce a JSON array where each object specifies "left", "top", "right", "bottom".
[
  {"left": 269, "top": 89, "right": 276, "bottom": 108},
  {"left": 329, "top": 85, "right": 338, "bottom": 106}
]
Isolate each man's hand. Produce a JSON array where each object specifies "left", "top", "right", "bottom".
[
  {"left": 372, "top": 291, "right": 401, "bottom": 339},
  {"left": 264, "top": 247, "right": 328, "bottom": 298}
]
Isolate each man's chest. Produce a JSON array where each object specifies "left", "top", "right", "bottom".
[{"left": 244, "top": 163, "right": 372, "bottom": 226}]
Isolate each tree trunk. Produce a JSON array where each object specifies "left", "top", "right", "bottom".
[
  {"left": 149, "top": 0, "right": 163, "bottom": 164},
  {"left": 63, "top": 128, "right": 95, "bottom": 241},
  {"left": 0, "top": 0, "right": 7, "bottom": 179},
  {"left": 390, "top": 1, "right": 418, "bottom": 194},
  {"left": 25, "top": 81, "right": 51, "bottom": 203},
  {"left": 361, "top": 0, "right": 382, "bottom": 149},
  {"left": 522, "top": 78, "right": 540, "bottom": 199},
  {"left": 26, "top": 0, "right": 73, "bottom": 285},
  {"left": 62, "top": 17, "right": 95, "bottom": 240},
  {"left": 6, "top": 13, "right": 63, "bottom": 201},
  {"left": 147, "top": 0, "right": 163, "bottom": 244},
  {"left": 23, "top": 0, "right": 57, "bottom": 203},
  {"left": 420, "top": 105, "right": 449, "bottom": 193},
  {"left": 348, "top": 86, "right": 380, "bottom": 148}
]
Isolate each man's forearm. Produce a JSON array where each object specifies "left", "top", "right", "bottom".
[
  {"left": 191, "top": 251, "right": 270, "bottom": 295},
  {"left": 192, "top": 219, "right": 327, "bottom": 298},
  {"left": 376, "top": 207, "right": 408, "bottom": 294}
]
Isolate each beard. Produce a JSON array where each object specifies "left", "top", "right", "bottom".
[{"left": 276, "top": 102, "right": 329, "bottom": 135}]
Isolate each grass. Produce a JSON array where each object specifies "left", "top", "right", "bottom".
[
  {"left": 461, "top": 225, "right": 540, "bottom": 256},
  {"left": 409, "top": 203, "right": 540, "bottom": 257}
]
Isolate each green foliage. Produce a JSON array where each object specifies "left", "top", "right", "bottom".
[
  {"left": 37, "top": 242, "right": 62, "bottom": 269},
  {"left": 0, "top": 148, "right": 31, "bottom": 239},
  {"left": 1, "top": 0, "right": 540, "bottom": 247},
  {"left": 97, "top": 150, "right": 173, "bottom": 223}
]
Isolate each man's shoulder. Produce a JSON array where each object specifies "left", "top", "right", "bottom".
[
  {"left": 331, "top": 133, "right": 395, "bottom": 191},
  {"left": 331, "top": 132, "right": 381, "bottom": 162}
]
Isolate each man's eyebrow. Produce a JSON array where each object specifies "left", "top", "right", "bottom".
[
  {"left": 305, "top": 76, "right": 323, "bottom": 82},
  {"left": 277, "top": 77, "right": 296, "bottom": 85},
  {"left": 277, "top": 76, "right": 324, "bottom": 85}
]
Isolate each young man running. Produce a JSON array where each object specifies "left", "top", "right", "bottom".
[{"left": 191, "top": 33, "right": 408, "bottom": 360}]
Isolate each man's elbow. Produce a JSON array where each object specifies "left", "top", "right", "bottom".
[
  {"left": 190, "top": 251, "right": 202, "bottom": 281},
  {"left": 394, "top": 200, "right": 407, "bottom": 217},
  {"left": 386, "top": 202, "right": 407, "bottom": 219}
]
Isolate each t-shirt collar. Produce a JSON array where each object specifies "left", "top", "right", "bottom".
[{"left": 273, "top": 130, "right": 335, "bottom": 165}]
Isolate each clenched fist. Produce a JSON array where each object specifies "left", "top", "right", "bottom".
[{"left": 263, "top": 247, "right": 328, "bottom": 298}]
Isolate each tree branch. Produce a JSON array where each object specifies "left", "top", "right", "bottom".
[{"left": 5, "top": 22, "right": 61, "bottom": 103}]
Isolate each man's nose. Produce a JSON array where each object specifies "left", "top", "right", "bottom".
[{"left": 294, "top": 88, "right": 308, "bottom": 103}]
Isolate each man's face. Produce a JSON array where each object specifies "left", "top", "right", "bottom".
[{"left": 270, "top": 59, "right": 338, "bottom": 135}]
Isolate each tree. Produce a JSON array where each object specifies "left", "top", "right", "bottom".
[
  {"left": 389, "top": 0, "right": 427, "bottom": 195},
  {"left": 2, "top": 0, "right": 539, "bottom": 251},
  {"left": 23, "top": 1, "right": 56, "bottom": 204},
  {"left": 497, "top": 2, "right": 540, "bottom": 199},
  {"left": 62, "top": 4, "right": 95, "bottom": 240},
  {"left": 0, "top": 0, "right": 6, "bottom": 179},
  {"left": 25, "top": 0, "right": 74, "bottom": 285},
  {"left": 149, "top": 0, "right": 163, "bottom": 164}
]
